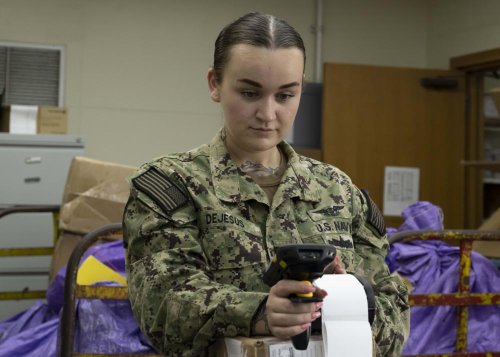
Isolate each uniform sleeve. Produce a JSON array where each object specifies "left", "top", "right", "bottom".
[
  {"left": 122, "top": 167, "right": 267, "bottom": 356},
  {"left": 351, "top": 187, "right": 410, "bottom": 357}
]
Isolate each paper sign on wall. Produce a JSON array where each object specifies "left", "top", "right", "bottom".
[{"left": 383, "top": 166, "right": 420, "bottom": 216}]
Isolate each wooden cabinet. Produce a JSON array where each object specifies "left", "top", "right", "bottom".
[
  {"left": 322, "top": 63, "right": 466, "bottom": 229},
  {"left": 483, "top": 90, "right": 500, "bottom": 219},
  {"left": 451, "top": 48, "right": 500, "bottom": 228}
]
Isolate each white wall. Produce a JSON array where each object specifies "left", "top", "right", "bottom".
[
  {"left": 2, "top": 1, "right": 500, "bottom": 166},
  {"left": 427, "top": 0, "right": 500, "bottom": 68},
  {"left": 322, "top": 0, "right": 428, "bottom": 68},
  {"left": 0, "top": 0, "right": 315, "bottom": 166}
]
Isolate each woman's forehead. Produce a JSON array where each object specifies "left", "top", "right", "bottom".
[
  {"left": 224, "top": 44, "right": 304, "bottom": 84},
  {"left": 227, "top": 43, "right": 303, "bottom": 63}
]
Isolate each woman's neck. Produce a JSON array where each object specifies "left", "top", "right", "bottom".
[
  {"left": 239, "top": 152, "right": 282, "bottom": 177},
  {"left": 225, "top": 141, "right": 283, "bottom": 177}
]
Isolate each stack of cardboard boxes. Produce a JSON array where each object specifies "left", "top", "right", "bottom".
[
  {"left": 49, "top": 156, "right": 136, "bottom": 281},
  {"left": 0, "top": 105, "right": 68, "bottom": 134},
  {"left": 210, "top": 335, "right": 323, "bottom": 357}
]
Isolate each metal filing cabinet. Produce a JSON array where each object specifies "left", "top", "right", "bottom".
[{"left": 0, "top": 133, "right": 85, "bottom": 320}]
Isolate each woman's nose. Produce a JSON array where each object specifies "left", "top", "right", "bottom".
[{"left": 256, "top": 97, "right": 277, "bottom": 122}]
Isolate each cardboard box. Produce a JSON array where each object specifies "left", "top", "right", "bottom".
[
  {"left": 37, "top": 106, "right": 68, "bottom": 134},
  {"left": 474, "top": 208, "right": 500, "bottom": 259},
  {"left": 49, "top": 156, "right": 136, "bottom": 281},
  {"left": 209, "top": 336, "right": 323, "bottom": 357},
  {"left": 58, "top": 156, "right": 136, "bottom": 234},
  {"left": 1, "top": 105, "right": 68, "bottom": 134},
  {"left": 487, "top": 88, "right": 500, "bottom": 116}
]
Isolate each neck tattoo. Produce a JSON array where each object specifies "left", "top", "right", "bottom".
[{"left": 239, "top": 149, "right": 283, "bottom": 177}]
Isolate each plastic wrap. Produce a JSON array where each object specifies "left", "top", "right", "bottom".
[
  {"left": 0, "top": 240, "right": 155, "bottom": 356},
  {"left": 387, "top": 201, "right": 500, "bottom": 354}
]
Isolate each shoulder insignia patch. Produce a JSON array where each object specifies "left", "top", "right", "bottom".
[
  {"left": 132, "top": 167, "right": 188, "bottom": 214},
  {"left": 360, "top": 189, "right": 386, "bottom": 236}
]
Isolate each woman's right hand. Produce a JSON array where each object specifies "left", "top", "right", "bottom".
[{"left": 265, "top": 279, "right": 324, "bottom": 339}]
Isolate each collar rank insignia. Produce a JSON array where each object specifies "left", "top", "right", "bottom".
[
  {"left": 360, "top": 189, "right": 386, "bottom": 236},
  {"left": 132, "top": 167, "right": 188, "bottom": 214}
]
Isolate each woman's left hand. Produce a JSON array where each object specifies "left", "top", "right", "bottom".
[{"left": 323, "top": 255, "right": 346, "bottom": 274}]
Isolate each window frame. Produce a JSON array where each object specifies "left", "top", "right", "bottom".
[{"left": 0, "top": 41, "right": 65, "bottom": 107}]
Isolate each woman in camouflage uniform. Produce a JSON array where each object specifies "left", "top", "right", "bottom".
[{"left": 123, "top": 12, "right": 409, "bottom": 357}]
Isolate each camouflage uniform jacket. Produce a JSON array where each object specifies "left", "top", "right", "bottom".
[{"left": 123, "top": 130, "right": 409, "bottom": 357}]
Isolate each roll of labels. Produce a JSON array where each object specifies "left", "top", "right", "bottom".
[{"left": 263, "top": 244, "right": 375, "bottom": 356}]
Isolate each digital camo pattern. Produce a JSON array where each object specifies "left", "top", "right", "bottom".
[{"left": 123, "top": 129, "right": 410, "bottom": 357}]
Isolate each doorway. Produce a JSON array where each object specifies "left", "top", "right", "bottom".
[{"left": 451, "top": 48, "right": 500, "bottom": 228}]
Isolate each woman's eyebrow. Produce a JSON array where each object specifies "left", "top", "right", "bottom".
[
  {"left": 237, "top": 78, "right": 301, "bottom": 89},
  {"left": 238, "top": 79, "right": 262, "bottom": 88},
  {"left": 279, "top": 82, "right": 301, "bottom": 89}
]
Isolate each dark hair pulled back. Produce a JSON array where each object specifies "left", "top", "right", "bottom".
[{"left": 212, "top": 12, "right": 306, "bottom": 84}]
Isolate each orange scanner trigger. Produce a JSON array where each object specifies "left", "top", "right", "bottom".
[{"left": 296, "top": 280, "right": 313, "bottom": 298}]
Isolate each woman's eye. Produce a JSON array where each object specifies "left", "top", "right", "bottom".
[
  {"left": 241, "top": 91, "right": 258, "bottom": 99},
  {"left": 276, "top": 93, "right": 294, "bottom": 103}
]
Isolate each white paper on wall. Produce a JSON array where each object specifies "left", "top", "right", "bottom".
[{"left": 383, "top": 166, "right": 420, "bottom": 216}]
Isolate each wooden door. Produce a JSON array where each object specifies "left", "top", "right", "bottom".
[{"left": 322, "top": 63, "right": 465, "bottom": 229}]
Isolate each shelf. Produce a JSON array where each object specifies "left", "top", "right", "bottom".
[
  {"left": 484, "top": 177, "right": 500, "bottom": 184},
  {"left": 485, "top": 118, "right": 500, "bottom": 127},
  {"left": 462, "top": 160, "right": 500, "bottom": 171},
  {"left": 485, "top": 126, "right": 500, "bottom": 132}
]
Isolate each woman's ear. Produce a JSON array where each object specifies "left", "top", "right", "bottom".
[{"left": 207, "top": 68, "right": 220, "bottom": 102}]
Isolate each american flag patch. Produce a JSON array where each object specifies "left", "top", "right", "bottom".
[
  {"left": 361, "top": 189, "right": 386, "bottom": 236},
  {"left": 132, "top": 167, "right": 187, "bottom": 213}
]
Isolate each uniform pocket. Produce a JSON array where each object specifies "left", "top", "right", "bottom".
[
  {"left": 200, "top": 225, "right": 268, "bottom": 291},
  {"left": 201, "top": 225, "right": 266, "bottom": 271}
]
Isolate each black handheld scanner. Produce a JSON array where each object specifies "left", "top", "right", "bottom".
[
  {"left": 263, "top": 244, "right": 337, "bottom": 350},
  {"left": 263, "top": 244, "right": 337, "bottom": 299}
]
